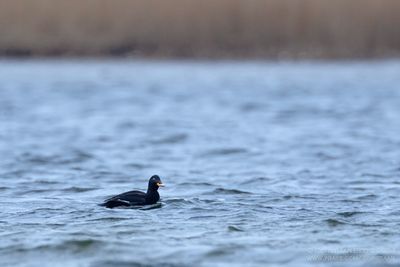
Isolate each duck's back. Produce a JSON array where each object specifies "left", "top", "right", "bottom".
[{"left": 101, "top": 190, "right": 147, "bottom": 208}]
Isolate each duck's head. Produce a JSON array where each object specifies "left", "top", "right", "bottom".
[{"left": 148, "top": 175, "right": 164, "bottom": 191}]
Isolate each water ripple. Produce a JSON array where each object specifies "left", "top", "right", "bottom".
[{"left": 1, "top": 60, "right": 400, "bottom": 267}]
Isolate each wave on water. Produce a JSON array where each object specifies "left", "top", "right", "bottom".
[
  {"left": 239, "top": 176, "right": 272, "bottom": 185},
  {"left": 208, "top": 188, "right": 252, "bottom": 195},
  {"left": 149, "top": 133, "right": 188, "bottom": 145},
  {"left": 18, "top": 150, "right": 94, "bottom": 166},
  {"left": 197, "top": 148, "right": 248, "bottom": 157},
  {"left": 324, "top": 218, "right": 348, "bottom": 227},
  {"left": 336, "top": 211, "right": 366, "bottom": 218},
  {"left": 2, "top": 239, "right": 105, "bottom": 254},
  {"left": 92, "top": 260, "right": 187, "bottom": 267},
  {"left": 61, "top": 187, "right": 98, "bottom": 193}
]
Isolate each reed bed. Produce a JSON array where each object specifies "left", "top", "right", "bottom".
[{"left": 1, "top": 0, "right": 400, "bottom": 58}]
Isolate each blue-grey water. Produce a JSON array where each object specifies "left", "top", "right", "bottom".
[{"left": 1, "top": 59, "right": 400, "bottom": 267}]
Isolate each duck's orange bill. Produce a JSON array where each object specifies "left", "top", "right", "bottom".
[{"left": 157, "top": 182, "right": 165, "bottom": 187}]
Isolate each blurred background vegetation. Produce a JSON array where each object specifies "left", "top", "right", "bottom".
[{"left": 1, "top": 0, "right": 400, "bottom": 58}]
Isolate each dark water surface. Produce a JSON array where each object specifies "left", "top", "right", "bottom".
[{"left": 1, "top": 60, "right": 400, "bottom": 267}]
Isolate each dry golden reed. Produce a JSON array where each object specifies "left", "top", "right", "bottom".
[{"left": 1, "top": 0, "right": 400, "bottom": 58}]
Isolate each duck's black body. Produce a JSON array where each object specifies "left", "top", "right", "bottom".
[{"left": 101, "top": 175, "right": 164, "bottom": 208}]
